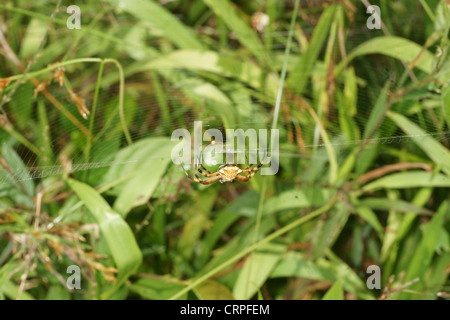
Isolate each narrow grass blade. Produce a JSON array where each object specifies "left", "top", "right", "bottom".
[
  {"left": 398, "top": 201, "right": 449, "bottom": 299},
  {"left": 337, "top": 36, "right": 434, "bottom": 74},
  {"left": 358, "top": 198, "right": 433, "bottom": 215},
  {"left": 388, "top": 111, "right": 450, "bottom": 177},
  {"left": 101, "top": 137, "right": 177, "bottom": 216},
  {"left": 142, "top": 50, "right": 279, "bottom": 98},
  {"left": 363, "top": 82, "right": 390, "bottom": 139},
  {"left": 178, "top": 190, "right": 218, "bottom": 260},
  {"left": 442, "top": 84, "right": 450, "bottom": 128},
  {"left": 202, "top": 0, "right": 267, "bottom": 65},
  {"left": 232, "top": 243, "right": 285, "bottom": 300},
  {"left": 129, "top": 278, "right": 187, "bottom": 300},
  {"left": 0, "top": 144, "right": 35, "bottom": 207},
  {"left": 104, "top": 0, "right": 203, "bottom": 50},
  {"left": 67, "top": 179, "right": 142, "bottom": 299},
  {"left": 312, "top": 203, "right": 350, "bottom": 259},
  {"left": 194, "top": 280, "right": 235, "bottom": 300},
  {"left": 322, "top": 281, "right": 344, "bottom": 300},
  {"left": 354, "top": 206, "right": 384, "bottom": 240},
  {"left": 288, "top": 6, "right": 336, "bottom": 94},
  {"left": 363, "top": 171, "right": 450, "bottom": 190}
]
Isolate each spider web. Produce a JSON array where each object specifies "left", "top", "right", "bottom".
[{"left": 0, "top": 4, "right": 449, "bottom": 187}]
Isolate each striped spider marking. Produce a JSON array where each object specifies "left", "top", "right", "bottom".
[{"left": 180, "top": 150, "right": 267, "bottom": 185}]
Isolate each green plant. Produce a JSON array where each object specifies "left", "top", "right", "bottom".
[{"left": 0, "top": 0, "right": 449, "bottom": 300}]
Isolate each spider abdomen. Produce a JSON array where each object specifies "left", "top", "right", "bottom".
[
  {"left": 181, "top": 150, "right": 266, "bottom": 185},
  {"left": 218, "top": 165, "right": 242, "bottom": 182}
]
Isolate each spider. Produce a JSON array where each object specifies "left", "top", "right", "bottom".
[{"left": 180, "top": 151, "right": 266, "bottom": 185}]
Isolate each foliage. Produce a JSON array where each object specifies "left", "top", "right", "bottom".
[{"left": 0, "top": 0, "right": 449, "bottom": 300}]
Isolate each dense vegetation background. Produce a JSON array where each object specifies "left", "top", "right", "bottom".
[{"left": 0, "top": 0, "right": 449, "bottom": 300}]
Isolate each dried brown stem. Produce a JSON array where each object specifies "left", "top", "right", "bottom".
[
  {"left": 356, "top": 162, "right": 433, "bottom": 185},
  {"left": 0, "top": 0, "right": 62, "bottom": 109}
]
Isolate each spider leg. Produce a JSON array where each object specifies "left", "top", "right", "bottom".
[
  {"left": 244, "top": 153, "right": 251, "bottom": 170},
  {"left": 194, "top": 153, "right": 216, "bottom": 177},
  {"left": 237, "top": 166, "right": 261, "bottom": 181},
  {"left": 180, "top": 157, "right": 221, "bottom": 184},
  {"left": 200, "top": 163, "right": 213, "bottom": 174},
  {"left": 235, "top": 174, "right": 252, "bottom": 182},
  {"left": 197, "top": 169, "right": 220, "bottom": 178},
  {"left": 241, "top": 149, "right": 267, "bottom": 174},
  {"left": 196, "top": 161, "right": 218, "bottom": 177},
  {"left": 195, "top": 170, "right": 220, "bottom": 181},
  {"left": 180, "top": 158, "right": 203, "bottom": 182},
  {"left": 197, "top": 175, "right": 221, "bottom": 185}
]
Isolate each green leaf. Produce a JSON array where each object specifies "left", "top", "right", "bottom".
[
  {"left": 37, "top": 101, "right": 54, "bottom": 166},
  {"left": 325, "top": 250, "right": 374, "bottom": 300},
  {"left": 423, "top": 251, "right": 450, "bottom": 300},
  {"left": 67, "top": 179, "right": 142, "bottom": 299},
  {"left": 172, "top": 77, "right": 236, "bottom": 128},
  {"left": 0, "top": 144, "right": 34, "bottom": 208},
  {"left": 380, "top": 191, "right": 402, "bottom": 262},
  {"left": 129, "top": 278, "right": 187, "bottom": 300},
  {"left": 1, "top": 281, "right": 35, "bottom": 300},
  {"left": 101, "top": 137, "right": 177, "bottom": 216},
  {"left": 263, "top": 188, "right": 331, "bottom": 215},
  {"left": 355, "top": 143, "right": 379, "bottom": 176},
  {"left": 381, "top": 188, "right": 432, "bottom": 274},
  {"left": 396, "top": 188, "right": 432, "bottom": 242},
  {"left": 271, "top": 251, "right": 373, "bottom": 300},
  {"left": 344, "top": 67, "right": 358, "bottom": 116},
  {"left": 388, "top": 111, "right": 450, "bottom": 177},
  {"left": 200, "top": 212, "right": 240, "bottom": 261},
  {"left": 288, "top": 5, "right": 336, "bottom": 94},
  {"left": 354, "top": 206, "right": 384, "bottom": 240},
  {"left": 9, "top": 83, "right": 34, "bottom": 130},
  {"left": 363, "top": 82, "right": 390, "bottom": 139},
  {"left": 123, "top": 23, "right": 148, "bottom": 61},
  {"left": 336, "top": 73, "right": 360, "bottom": 142},
  {"left": 178, "top": 190, "right": 218, "bottom": 260},
  {"left": 339, "top": 36, "right": 435, "bottom": 74},
  {"left": 104, "top": 0, "right": 203, "bottom": 50},
  {"left": 232, "top": 243, "right": 285, "bottom": 300},
  {"left": 142, "top": 50, "right": 279, "bottom": 98},
  {"left": 322, "top": 281, "right": 344, "bottom": 300},
  {"left": 270, "top": 252, "right": 335, "bottom": 281},
  {"left": 398, "top": 201, "right": 449, "bottom": 299},
  {"left": 202, "top": 0, "right": 267, "bottom": 65},
  {"left": 45, "top": 286, "right": 71, "bottom": 300},
  {"left": 199, "top": 192, "right": 256, "bottom": 266},
  {"left": 363, "top": 171, "right": 450, "bottom": 191},
  {"left": 312, "top": 203, "right": 350, "bottom": 259},
  {"left": 257, "top": 289, "right": 263, "bottom": 300},
  {"left": 358, "top": 198, "right": 433, "bottom": 215},
  {"left": 442, "top": 84, "right": 450, "bottom": 128},
  {"left": 19, "top": 18, "right": 47, "bottom": 58},
  {"left": 198, "top": 210, "right": 279, "bottom": 277},
  {"left": 194, "top": 280, "right": 235, "bottom": 300}
]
